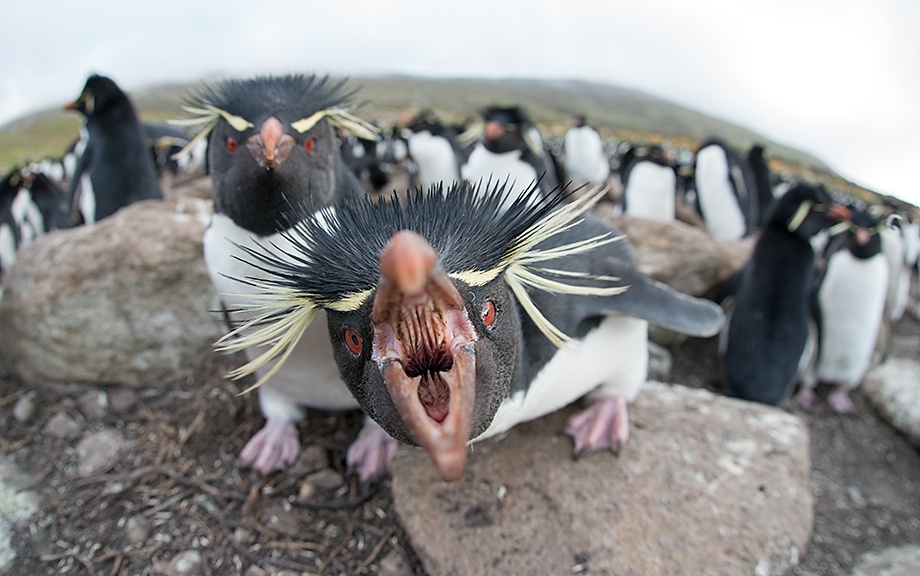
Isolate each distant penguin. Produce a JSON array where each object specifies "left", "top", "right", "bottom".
[
  {"left": 721, "top": 183, "right": 849, "bottom": 406},
  {"left": 218, "top": 181, "right": 725, "bottom": 481},
  {"left": 796, "top": 205, "right": 890, "bottom": 413},
  {"left": 64, "top": 74, "right": 162, "bottom": 224},
  {"left": 405, "top": 111, "right": 461, "bottom": 190},
  {"left": 563, "top": 115, "right": 610, "bottom": 186},
  {"left": 693, "top": 139, "right": 759, "bottom": 241},
  {"left": 460, "top": 106, "right": 560, "bottom": 209},
  {"left": 0, "top": 167, "right": 71, "bottom": 274},
  {"left": 620, "top": 154, "right": 677, "bottom": 222}
]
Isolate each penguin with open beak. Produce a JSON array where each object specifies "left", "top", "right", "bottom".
[{"left": 223, "top": 181, "right": 724, "bottom": 481}]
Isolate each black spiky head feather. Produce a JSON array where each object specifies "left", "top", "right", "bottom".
[
  {"left": 189, "top": 74, "right": 356, "bottom": 128},
  {"left": 170, "top": 73, "right": 378, "bottom": 162},
  {"left": 219, "top": 180, "right": 625, "bottom": 388}
]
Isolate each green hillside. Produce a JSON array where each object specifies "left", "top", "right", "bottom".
[{"left": 0, "top": 75, "right": 876, "bottom": 201}]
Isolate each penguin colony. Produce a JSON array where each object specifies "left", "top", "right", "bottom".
[{"left": 3, "top": 73, "right": 918, "bottom": 483}]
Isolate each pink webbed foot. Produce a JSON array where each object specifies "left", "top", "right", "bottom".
[
  {"left": 239, "top": 418, "right": 300, "bottom": 475},
  {"left": 827, "top": 387, "right": 855, "bottom": 414},
  {"left": 346, "top": 419, "right": 398, "bottom": 484},
  {"left": 794, "top": 386, "right": 817, "bottom": 411},
  {"left": 565, "top": 395, "right": 630, "bottom": 456}
]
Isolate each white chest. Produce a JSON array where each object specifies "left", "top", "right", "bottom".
[
  {"left": 204, "top": 214, "right": 357, "bottom": 411},
  {"left": 476, "top": 315, "right": 648, "bottom": 442}
]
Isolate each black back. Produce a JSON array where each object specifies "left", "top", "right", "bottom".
[{"left": 66, "top": 74, "right": 162, "bottom": 223}]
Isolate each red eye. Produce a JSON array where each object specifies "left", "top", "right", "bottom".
[
  {"left": 344, "top": 329, "right": 363, "bottom": 355},
  {"left": 303, "top": 137, "right": 316, "bottom": 153},
  {"left": 225, "top": 137, "right": 238, "bottom": 153},
  {"left": 481, "top": 301, "right": 496, "bottom": 328}
]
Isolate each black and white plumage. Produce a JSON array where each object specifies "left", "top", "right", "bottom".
[
  {"left": 404, "top": 111, "right": 462, "bottom": 191},
  {"left": 220, "top": 182, "right": 725, "bottom": 481},
  {"left": 620, "top": 153, "right": 678, "bottom": 222},
  {"left": 721, "top": 183, "right": 850, "bottom": 406},
  {"left": 563, "top": 115, "right": 610, "bottom": 186},
  {"left": 64, "top": 74, "right": 162, "bottom": 224},
  {"left": 693, "top": 139, "right": 759, "bottom": 241},
  {"left": 460, "top": 106, "right": 562, "bottom": 209},
  {"left": 796, "top": 205, "right": 891, "bottom": 413},
  {"left": 0, "top": 167, "right": 71, "bottom": 275},
  {"left": 180, "top": 73, "right": 385, "bottom": 479}
]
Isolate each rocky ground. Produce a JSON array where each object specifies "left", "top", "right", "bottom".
[
  {"left": 0, "top": 173, "right": 918, "bottom": 575},
  {"left": 0, "top": 299, "right": 917, "bottom": 575}
]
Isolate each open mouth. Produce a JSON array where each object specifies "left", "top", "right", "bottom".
[{"left": 372, "top": 230, "right": 478, "bottom": 481}]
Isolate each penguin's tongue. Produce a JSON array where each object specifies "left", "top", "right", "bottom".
[{"left": 373, "top": 230, "right": 478, "bottom": 482}]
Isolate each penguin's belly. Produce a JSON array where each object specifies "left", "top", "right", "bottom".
[
  {"left": 695, "top": 146, "right": 745, "bottom": 241},
  {"left": 407, "top": 133, "right": 459, "bottom": 188},
  {"left": 79, "top": 174, "right": 96, "bottom": 224},
  {"left": 624, "top": 161, "right": 676, "bottom": 222},
  {"left": 204, "top": 214, "right": 357, "bottom": 411},
  {"left": 476, "top": 316, "right": 648, "bottom": 442},
  {"left": 816, "top": 251, "right": 888, "bottom": 388},
  {"left": 461, "top": 146, "right": 539, "bottom": 210}
]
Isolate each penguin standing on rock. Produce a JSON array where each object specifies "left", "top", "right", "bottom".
[
  {"left": 222, "top": 182, "right": 725, "bottom": 481},
  {"left": 64, "top": 74, "right": 162, "bottom": 224},
  {"left": 796, "top": 205, "right": 891, "bottom": 413},
  {"left": 178, "top": 74, "right": 389, "bottom": 480},
  {"left": 721, "top": 183, "right": 850, "bottom": 406}
]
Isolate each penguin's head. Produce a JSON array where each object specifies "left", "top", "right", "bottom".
[
  {"left": 772, "top": 183, "right": 851, "bottom": 239},
  {"left": 175, "top": 74, "right": 378, "bottom": 234},
  {"left": 325, "top": 230, "right": 521, "bottom": 481},
  {"left": 64, "top": 74, "right": 125, "bottom": 117},
  {"left": 216, "top": 181, "right": 619, "bottom": 481}
]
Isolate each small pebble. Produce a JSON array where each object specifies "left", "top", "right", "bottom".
[
  {"left": 165, "top": 550, "right": 202, "bottom": 576},
  {"left": 108, "top": 388, "right": 138, "bottom": 413},
  {"left": 124, "top": 516, "right": 150, "bottom": 545},
  {"left": 44, "top": 411, "right": 82, "bottom": 440},
  {"left": 76, "top": 429, "right": 126, "bottom": 476},
  {"left": 12, "top": 393, "right": 36, "bottom": 424},
  {"left": 77, "top": 390, "right": 109, "bottom": 421},
  {"left": 305, "top": 469, "right": 344, "bottom": 491}
]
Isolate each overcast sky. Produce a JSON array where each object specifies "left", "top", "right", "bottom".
[{"left": 3, "top": 0, "right": 919, "bottom": 206}]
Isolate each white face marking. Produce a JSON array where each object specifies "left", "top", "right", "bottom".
[{"left": 476, "top": 315, "right": 648, "bottom": 442}]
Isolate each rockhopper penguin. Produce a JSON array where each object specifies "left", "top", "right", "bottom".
[
  {"left": 176, "top": 74, "right": 389, "bottom": 479},
  {"left": 64, "top": 74, "right": 162, "bottom": 224},
  {"left": 220, "top": 181, "right": 725, "bottom": 481},
  {"left": 721, "top": 183, "right": 850, "bottom": 406},
  {"left": 796, "top": 204, "right": 892, "bottom": 413}
]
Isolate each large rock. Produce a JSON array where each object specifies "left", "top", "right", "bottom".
[
  {"left": 0, "top": 198, "right": 221, "bottom": 388},
  {"left": 863, "top": 357, "right": 920, "bottom": 447},
  {"left": 391, "top": 381, "right": 812, "bottom": 576},
  {"left": 600, "top": 212, "right": 755, "bottom": 297}
]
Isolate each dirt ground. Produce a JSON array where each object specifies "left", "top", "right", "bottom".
[{"left": 1, "top": 280, "right": 919, "bottom": 575}]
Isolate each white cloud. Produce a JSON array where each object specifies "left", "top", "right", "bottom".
[{"left": 1, "top": 0, "right": 918, "bottom": 205}]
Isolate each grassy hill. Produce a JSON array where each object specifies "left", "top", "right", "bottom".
[{"left": 0, "top": 75, "right": 876, "bottom": 201}]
